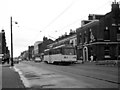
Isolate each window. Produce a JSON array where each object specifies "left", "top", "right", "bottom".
[
  {"left": 75, "top": 39, "right": 77, "bottom": 45},
  {"left": 117, "top": 27, "right": 120, "bottom": 33},
  {"left": 79, "top": 33, "right": 82, "bottom": 44},
  {"left": 64, "top": 48, "right": 75, "bottom": 55},
  {"left": 104, "top": 27, "right": 110, "bottom": 41},
  {"left": 84, "top": 31, "right": 87, "bottom": 43},
  {"left": 104, "top": 45, "right": 110, "bottom": 59},
  {"left": 117, "top": 45, "right": 120, "bottom": 56},
  {"left": 52, "top": 48, "right": 61, "bottom": 54},
  {"left": 70, "top": 40, "right": 74, "bottom": 45},
  {"left": 90, "top": 29, "right": 96, "bottom": 42}
]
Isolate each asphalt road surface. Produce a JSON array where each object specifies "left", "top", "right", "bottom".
[{"left": 17, "top": 61, "right": 119, "bottom": 88}]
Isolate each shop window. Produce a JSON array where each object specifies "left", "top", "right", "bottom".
[
  {"left": 118, "top": 45, "right": 120, "bottom": 55},
  {"left": 104, "top": 45, "right": 110, "bottom": 59}
]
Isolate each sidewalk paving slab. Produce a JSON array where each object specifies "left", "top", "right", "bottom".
[{"left": 2, "top": 64, "right": 25, "bottom": 89}]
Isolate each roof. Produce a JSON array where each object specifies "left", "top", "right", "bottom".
[
  {"left": 34, "top": 41, "right": 43, "bottom": 46},
  {"left": 76, "top": 20, "right": 99, "bottom": 32}
]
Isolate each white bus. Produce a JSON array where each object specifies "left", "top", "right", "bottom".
[{"left": 43, "top": 44, "right": 77, "bottom": 64}]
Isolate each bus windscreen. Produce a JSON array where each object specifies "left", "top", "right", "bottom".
[{"left": 64, "top": 48, "right": 75, "bottom": 55}]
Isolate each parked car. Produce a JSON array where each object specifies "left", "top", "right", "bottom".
[
  {"left": 34, "top": 57, "right": 41, "bottom": 62},
  {"left": 13, "top": 58, "right": 19, "bottom": 64},
  {"left": 18, "top": 58, "right": 22, "bottom": 62}
]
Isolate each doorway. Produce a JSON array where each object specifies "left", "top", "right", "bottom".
[{"left": 83, "top": 46, "right": 88, "bottom": 62}]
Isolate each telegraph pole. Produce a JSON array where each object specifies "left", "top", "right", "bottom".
[{"left": 10, "top": 16, "right": 14, "bottom": 66}]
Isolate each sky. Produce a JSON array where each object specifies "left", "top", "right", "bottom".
[{"left": 0, "top": 0, "right": 117, "bottom": 57}]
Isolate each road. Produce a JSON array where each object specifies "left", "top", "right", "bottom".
[{"left": 15, "top": 61, "right": 119, "bottom": 88}]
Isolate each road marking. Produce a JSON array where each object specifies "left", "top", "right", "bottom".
[{"left": 13, "top": 66, "right": 30, "bottom": 88}]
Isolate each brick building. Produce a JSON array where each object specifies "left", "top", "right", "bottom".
[
  {"left": 38, "top": 37, "right": 54, "bottom": 55},
  {"left": 76, "top": 1, "right": 120, "bottom": 61},
  {"left": 0, "top": 30, "right": 10, "bottom": 63}
]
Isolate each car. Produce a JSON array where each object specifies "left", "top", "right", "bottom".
[
  {"left": 13, "top": 58, "right": 19, "bottom": 64},
  {"left": 34, "top": 57, "right": 41, "bottom": 62},
  {"left": 18, "top": 58, "right": 22, "bottom": 62}
]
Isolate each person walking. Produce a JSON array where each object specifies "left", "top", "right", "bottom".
[{"left": 90, "top": 55, "right": 93, "bottom": 62}]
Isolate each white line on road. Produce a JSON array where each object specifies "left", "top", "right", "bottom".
[{"left": 13, "top": 66, "right": 31, "bottom": 88}]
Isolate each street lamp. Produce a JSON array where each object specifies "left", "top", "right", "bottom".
[{"left": 10, "top": 16, "right": 18, "bottom": 66}]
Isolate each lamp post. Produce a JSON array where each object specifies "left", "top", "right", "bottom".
[{"left": 10, "top": 16, "right": 18, "bottom": 66}]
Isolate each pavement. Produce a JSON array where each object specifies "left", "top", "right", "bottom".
[
  {"left": 0, "top": 64, "right": 2, "bottom": 90},
  {"left": 2, "top": 63, "right": 25, "bottom": 89}
]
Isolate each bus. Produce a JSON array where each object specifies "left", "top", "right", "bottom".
[{"left": 43, "top": 44, "right": 77, "bottom": 64}]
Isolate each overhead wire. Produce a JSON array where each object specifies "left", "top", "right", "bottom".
[
  {"left": 43, "top": 0, "right": 77, "bottom": 31},
  {"left": 59, "top": 0, "right": 112, "bottom": 31}
]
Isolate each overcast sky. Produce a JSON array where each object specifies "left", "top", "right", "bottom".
[{"left": 0, "top": 0, "right": 116, "bottom": 57}]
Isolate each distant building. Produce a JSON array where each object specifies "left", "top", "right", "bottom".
[
  {"left": 33, "top": 41, "right": 42, "bottom": 57},
  {"left": 20, "top": 50, "right": 28, "bottom": 60},
  {"left": 28, "top": 46, "right": 34, "bottom": 60},
  {"left": 47, "top": 31, "right": 77, "bottom": 54},
  {"left": 38, "top": 37, "right": 54, "bottom": 55},
  {"left": 76, "top": 1, "right": 120, "bottom": 61}
]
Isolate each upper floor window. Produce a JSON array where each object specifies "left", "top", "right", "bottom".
[
  {"left": 104, "top": 26, "right": 110, "bottom": 41},
  {"left": 90, "top": 29, "right": 95, "bottom": 42},
  {"left": 117, "top": 27, "right": 120, "bottom": 34},
  {"left": 83, "top": 32, "right": 87, "bottom": 43},
  {"left": 75, "top": 39, "right": 77, "bottom": 45},
  {"left": 85, "top": 31, "right": 87, "bottom": 43},
  {"left": 79, "top": 33, "right": 82, "bottom": 44}
]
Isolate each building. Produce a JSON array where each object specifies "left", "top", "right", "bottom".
[
  {"left": 0, "top": 30, "right": 6, "bottom": 54},
  {"left": 0, "top": 30, "right": 10, "bottom": 63},
  {"left": 48, "top": 31, "right": 76, "bottom": 48},
  {"left": 28, "top": 46, "right": 34, "bottom": 60},
  {"left": 38, "top": 37, "right": 54, "bottom": 55},
  {"left": 33, "top": 41, "right": 42, "bottom": 58},
  {"left": 81, "top": 14, "right": 104, "bottom": 27},
  {"left": 76, "top": 1, "right": 120, "bottom": 61},
  {"left": 47, "top": 30, "right": 77, "bottom": 55},
  {"left": 20, "top": 50, "right": 29, "bottom": 60}
]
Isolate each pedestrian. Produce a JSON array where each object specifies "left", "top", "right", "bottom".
[{"left": 90, "top": 55, "right": 93, "bottom": 62}]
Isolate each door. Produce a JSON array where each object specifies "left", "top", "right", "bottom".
[{"left": 83, "top": 46, "right": 88, "bottom": 62}]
